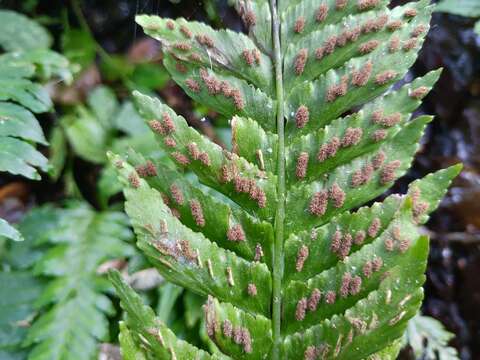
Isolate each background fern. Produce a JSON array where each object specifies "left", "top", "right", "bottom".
[
  {"left": 1, "top": 203, "right": 133, "bottom": 360},
  {"left": 108, "top": 1, "right": 461, "bottom": 359},
  {"left": 0, "top": 10, "right": 71, "bottom": 241},
  {"left": 405, "top": 314, "right": 459, "bottom": 360},
  {"left": 0, "top": 10, "right": 71, "bottom": 180}
]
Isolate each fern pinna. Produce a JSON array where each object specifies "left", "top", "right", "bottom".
[{"left": 109, "top": 1, "right": 461, "bottom": 359}]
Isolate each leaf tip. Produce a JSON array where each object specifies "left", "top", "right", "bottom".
[
  {"left": 449, "top": 162, "right": 463, "bottom": 177},
  {"left": 135, "top": 14, "right": 155, "bottom": 28}
]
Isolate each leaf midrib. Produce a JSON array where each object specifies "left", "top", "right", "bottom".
[{"left": 270, "top": 0, "right": 285, "bottom": 359}]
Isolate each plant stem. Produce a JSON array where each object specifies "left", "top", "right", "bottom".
[
  {"left": 270, "top": 0, "right": 285, "bottom": 358},
  {"left": 70, "top": 0, "right": 129, "bottom": 83},
  {"left": 70, "top": 0, "right": 111, "bottom": 62}
]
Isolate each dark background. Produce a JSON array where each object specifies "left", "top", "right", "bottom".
[{"left": 1, "top": 0, "right": 479, "bottom": 358}]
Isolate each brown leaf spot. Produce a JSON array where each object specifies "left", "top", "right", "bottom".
[
  {"left": 410, "top": 86, "right": 429, "bottom": 99},
  {"left": 173, "top": 42, "right": 191, "bottom": 51},
  {"left": 295, "top": 298, "right": 308, "bottom": 321},
  {"left": 195, "top": 34, "right": 214, "bottom": 48},
  {"left": 164, "top": 137, "right": 176, "bottom": 148},
  {"left": 341, "top": 127, "right": 363, "bottom": 147},
  {"left": 387, "top": 20, "right": 403, "bottom": 31},
  {"left": 316, "top": 3, "right": 329, "bottom": 22},
  {"left": 149, "top": 119, "right": 165, "bottom": 135},
  {"left": 190, "top": 199, "right": 205, "bottom": 227},
  {"left": 335, "top": 0, "right": 348, "bottom": 10},
  {"left": 340, "top": 272, "right": 352, "bottom": 297},
  {"left": 309, "top": 191, "right": 328, "bottom": 216},
  {"left": 354, "top": 230, "right": 366, "bottom": 245},
  {"left": 294, "top": 16, "right": 306, "bottom": 33},
  {"left": 380, "top": 160, "right": 401, "bottom": 184},
  {"left": 170, "top": 184, "right": 185, "bottom": 206},
  {"left": 296, "top": 152, "right": 309, "bottom": 179},
  {"left": 325, "top": 291, "right": 336, "bottom": 304},
  {"left": 368, "top": 218, "right": 381, "bottom": 237},
  {"left": 186, "top": 78, "right": 201, "bottom": 93},
  {"left": 349, "top": 276, "right": 362, "bottom": 295},
  {"left": 247, "top": 283, "right": 257, "bottom": 296},
  {"left": 372, "top": 151, "right": 386, "bottom": 170},
  {"left": 404, "top": 8, "right": 417, "bottom": 18},
  {"left": 308, "top": 289, "right": 322, "bottom": 311},
  {"left": 329, "top": 182, "right": 346, "bottom": 208},
  {"left": 358, "top": 40, "right": 380, "bottom": 54},
  {"left": 326, "top": 75, "right": 348, "bottom": 102},
  {"left": 357, "top": 0, "right": 380, "bottom": 11},
  {"left": 372, "top": 129, "right": 388, "bottom": 142},
  {"left": 375, "top": 70, "right": 397, "bottom": 85},
  {"left": 227, "top": 224, "right": 246, "bottom": 242},
  {"left": 389, "top": 36, "right": 400, "bottom": 53},
  {"left": 166, "top": 20, "right": 175, "bottom": 30},
  {"left": 294, "top": 48, "right": 309, "bottom": 75},
  {"left": 223, "top": 320, "right": 233, "bottom": 338},
  {"left": 403, "top": 38, "right": 417, "bottom": 51},
  {"left": 295, "top": 105, "right": 310, "bottom": 128},
  {"left": 372, "top": 256, "right": 383, "bottom": 271},
  {"left": 363, "top": 261, "right": 373, "bottom": 278},
  {"left": 296, "top": 245, "right": 309, "bottom": 272},
  {"left": 351, "top": 61, "right": 373, "bottom": 87},
  {"left": 411, "top": 24, "right": 427, "bottom": 37},
  {"left": 180, "top": 25, "right": 193, "bottom": 38},
  {"left": 331, "top": 230, "right": 342, "bottom": 253},
  {"left": 128, "top": 173, "right": 140, "bottom": 188},
  {"left": 254, "top": 243, "right": 264, "bottom": 262}
]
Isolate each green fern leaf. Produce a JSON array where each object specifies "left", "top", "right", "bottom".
[
  {"left": 405, "top": 314, "right": 459, "bottom": 360},
  {"left": 124, "top": 149, "right": 274, "bottom": 265},
  {"left": 0, "top": 10, "right": 52, "bottom": 52},
  {"left": 110, "top": 271, "right": 227, "bottom": 360},
  {"left": 17, "top": 204, "right": 133, "bottom": 360},
  {"left": 119, "top": 322, "right": 147, "bottom": 360},
  {"left": 0, "top": 218, "right": 23, "bottom": 242},
  {"left": 0, "top": 271, "right": 43, "bottom": 352},
  {"left": 0, "top": 11, "right": 71, "bottom": 180},
  {"left": 112, "top": 1, "right": 462, "bottom": 358}
]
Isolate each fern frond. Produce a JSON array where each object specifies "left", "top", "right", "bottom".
[
  {"left": 285, "top": 69, "right": 441, "bottom": 186},
  {"left": 124, "top": 150, "right": 274, "bottom": 265},
  {"left": 0, "top": 10, "right": 71, "bottom": 180},
  {"left": 110, "top": 155, "right": 272, "bottom": 316},
  {"left": 0, "top": 218, "right": 23, "bottom": 242},
  {"left": 0, "top": 271, "right": 43, "bottom": 353},
  {"left": 112, "top": 1, "right": 462, "bottom": 358},
  {"left": 133, "top": 93, "right": 278, "bottom": 221},
  {"left": 405, "top": 314, "right": 459, "bottom": 359},
  {"left": 17, "top": 204, "right": 133, "bottom": 360},
  {"left": 285, "top": 115, "right": 432, "bottom": 234},
  {"left": 110, "top": 271, "right": 228, "bottom": 360},
  {"left": 0, "top": 10, "right": 52, "bottom": 51}
]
